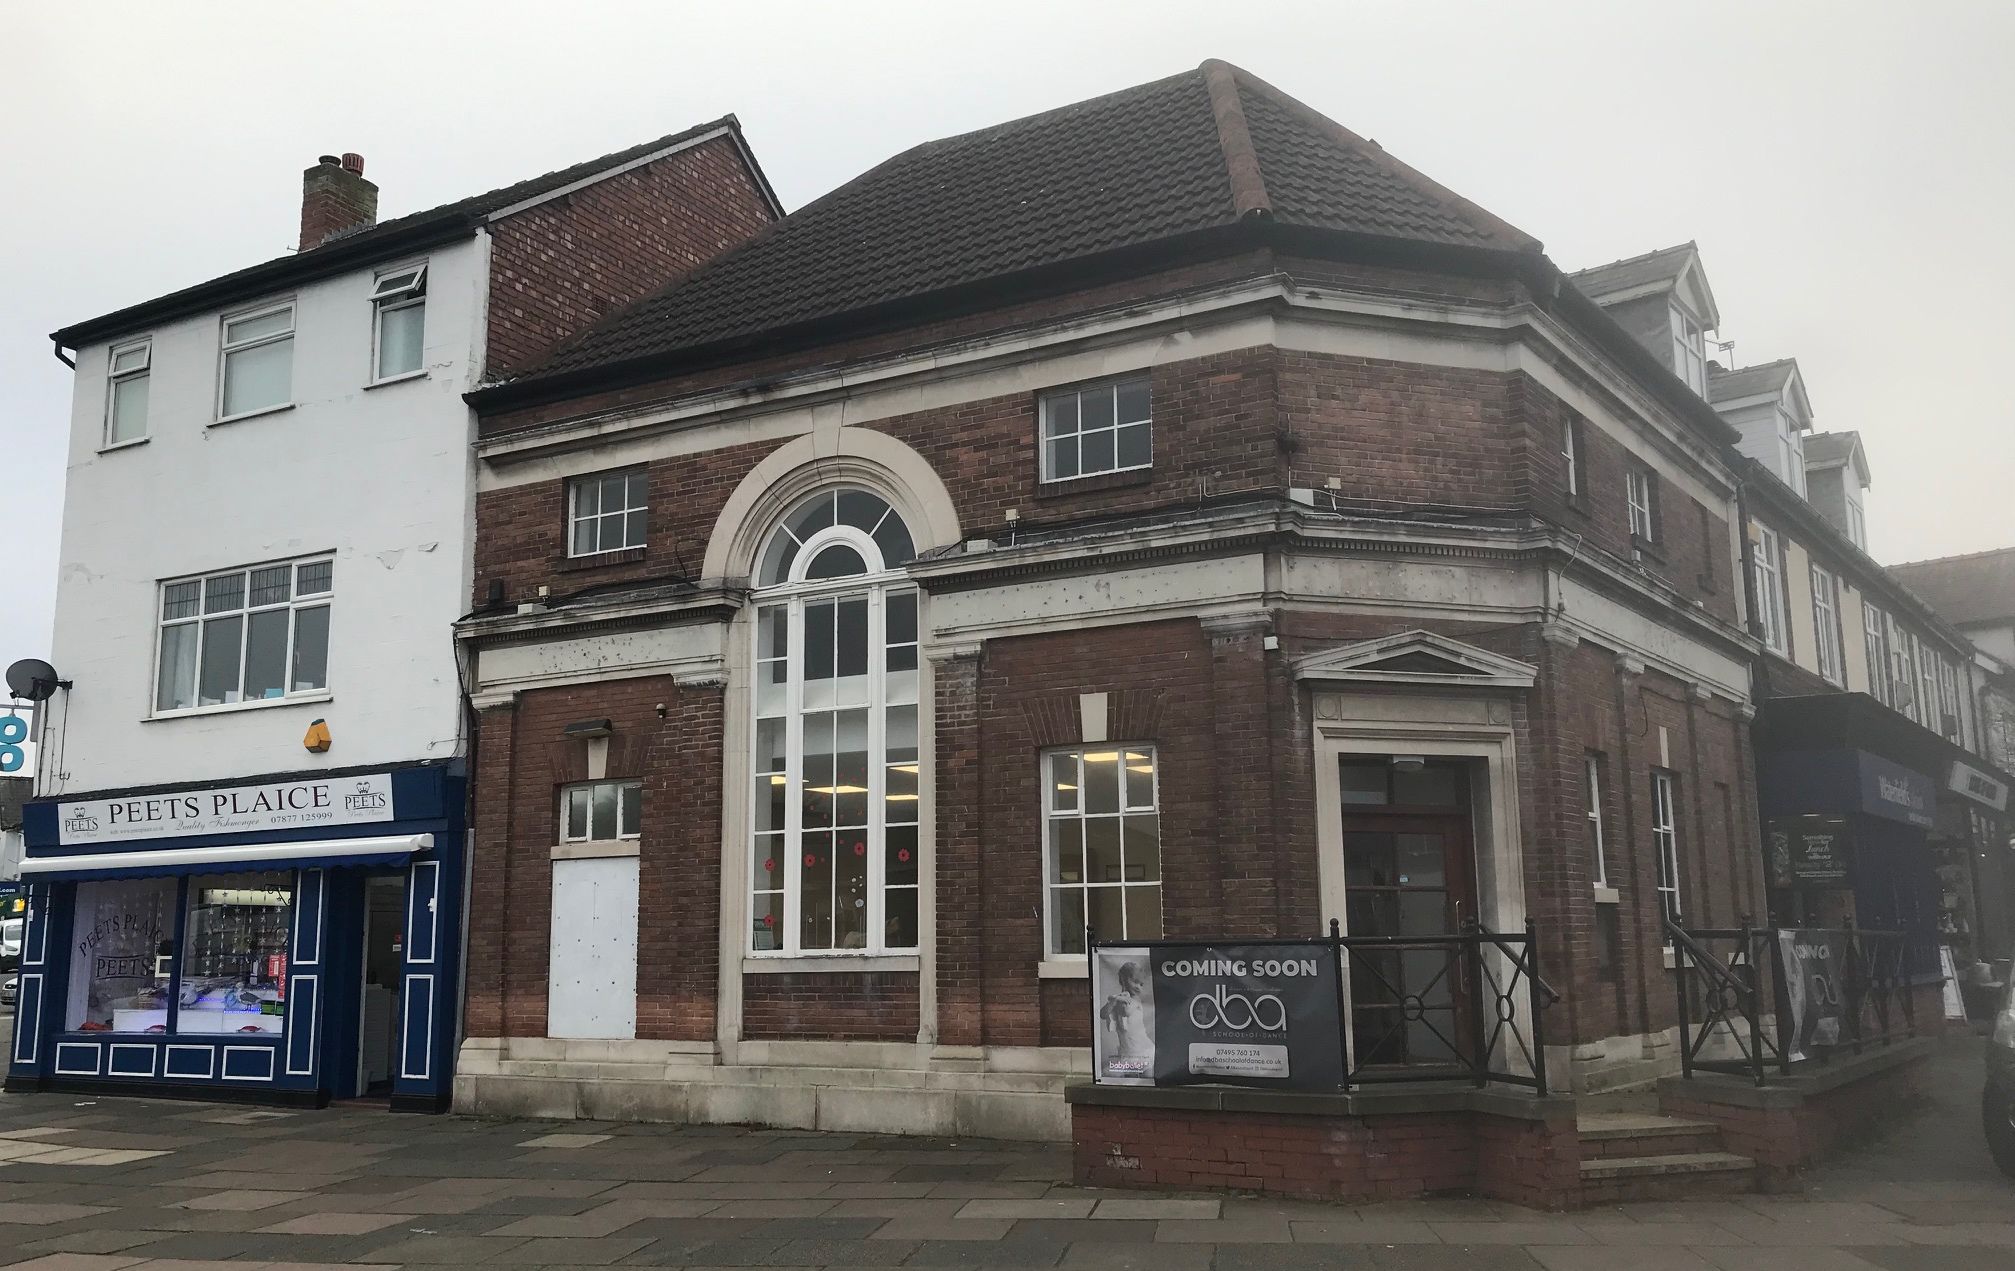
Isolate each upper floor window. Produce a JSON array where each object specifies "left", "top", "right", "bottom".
[
  {"left": 218, "top": 303, "right": 295, "bottom": 421},
  {"left": 562, "top": 780, "right": 641, "bottom": 844},
  {"left": 1752, "top": 525, "right": 1788, "bottom": 654},
  {"left": 1915, "top": 635, "right": 1939, "bottom": 734},
  {"left": 1045, "top": 745, "right": 1163, "bottom": 957},
  {"left": 1811, "top": 564, "right": 1844, "bottom": 685},
  {"left": 1937, "top": 656, "right": 1963, "bottom": 744},
  {"left": 1780, "top": 424, "right": 1807, "bottom": 496},
  {"left": 1562, "top": 414, "right": 1582, "bottom": 498},
  {"left": 155, "top": 556, "right": 331, "bottom": 715},
  {"left": 1847, "top": 501, "right": 1867, "bottom": 550},
  {"left": 371, "top": 263, "right": 427, "bottom": 381},
  {"left": 749, "top": 487, "right": 920, "bottom": 957},
  {"left": 104, "top": 339, "right": 152, "bottom": 447},
  {"left": 1888, "top": 616, "right": 1918, "bottom": 722},
  {"left": 1041, "top": 376, "right": 1150, "bottom": 482},
  {"left": 1626, "top": 468, "right": 1657, "bottom": 542},
  {"left": 1863, "top": 602, "right": 1891, "bottom": 704},
  {"left": 568, "top": 470, "right": 649, "bottom": 557},
  {"left": 1670, "top": 305, "right": 1707, "bottom": 395}
]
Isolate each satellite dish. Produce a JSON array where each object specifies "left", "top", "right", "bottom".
[{"left": 5, "top": 659, "right": 64, "bottom": 702}]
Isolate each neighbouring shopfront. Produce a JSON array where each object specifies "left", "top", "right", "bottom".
[
  {"left": 1755, "top": 694, "right": 2014, "bottom": 978},
  {"left": 8, "top": 761, "right": 465, "bottom": 1110}
]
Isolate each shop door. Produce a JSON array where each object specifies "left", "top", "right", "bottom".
[
  {"left": 1336, "top": 759, "right": 1478, "bottom": 1070},
  {"left": 357, "top": 875, "right": 404, "bottom": 1096}
]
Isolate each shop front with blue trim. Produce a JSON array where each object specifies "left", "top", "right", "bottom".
[{"left": 8, "top": 761, "right": 465, "bottom": 1111}]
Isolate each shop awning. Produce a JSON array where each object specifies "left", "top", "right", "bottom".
[{"left": 19, "top": 833, "right": 433, "bottom": 881}]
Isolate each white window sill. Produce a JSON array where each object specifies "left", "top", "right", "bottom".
[
  {"left": 1037, "top": 959, "right": 1089, "bottom": 980},
  {"left": 1592, "top": 885, "right": 1619, "bottom": 906},
  {"left": 365, "top": 370, "right": 428, "bottom": 390},
  {"left": 742, "top": 954, "right": 920, "bottom": 975},
  {"left": 551, "top": 840, "right": 640, "bottom": 861},
  {"left": 210, "top": 402, "right": 296, "bottom": 428},
  {"left": 1663, "top": 945, "right": 1679, "bottom": 970},
  {"left": 97, "top": 436, "right": 150, "bottom": 456},
  {"left": 146, "top": 690, "right": 330, "bottom": 722},
  {"left": 1037, "top": 460, "right": 1154, "bottom": 486}
]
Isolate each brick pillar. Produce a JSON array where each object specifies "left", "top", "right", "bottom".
[
  {"left": 1534, "top": 622, "right": 1591, "bottom": 1056},
  {"left": 1203, "top": 613, "right": 1278, "bottom": 936},
  {"left": 932, "top": 646, "right": 984, "bottom": 1047},
  {"left": 465, "top": 699, "right": 518, "bottom": 1038}
]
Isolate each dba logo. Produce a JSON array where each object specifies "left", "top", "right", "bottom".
[{"left": 1188, "top": 983, "right": 1287, "bottom": 1031}]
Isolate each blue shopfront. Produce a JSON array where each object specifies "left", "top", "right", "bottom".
[{"left": 8, "top": 761, "right": 465, "bottom": 1111}]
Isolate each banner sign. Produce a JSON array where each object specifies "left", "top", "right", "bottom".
[
  {"left": 1947, "top": 761, "right": 2010, "bottom": 814},
  {"left": 1092, "top": 942, "right": 1343, "bottom": 1091},
  {"left": 1855, "top": 753, "right": 1935, "bottom": 829},
  {"left": 53, "top": 774, "right": 396, "bottom": 846},
  {"left": 1776, "top": 929, "right": 1849, "bottom": 1062}
]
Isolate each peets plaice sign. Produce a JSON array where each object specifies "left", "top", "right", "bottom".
[
  {"left": 56, "top": 774, "right": 395, "bottom": 846},
  {"left": 1092, "top": 942, "right": 1343, "bottom": 1091}
]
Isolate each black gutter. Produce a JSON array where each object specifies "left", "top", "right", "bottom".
[
  {"left": 49, "top": 339, "right": 74, "bottom": 369},
  {"left": 51, "top": 213, "right": 481, "bottom": 351}
]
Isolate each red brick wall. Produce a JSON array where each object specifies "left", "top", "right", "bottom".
[
  {"left": 741, "top": 974, "right": 919, "bottom": 1041},
  {"left": 464, "top": 676, "right": 722, "bottom": 1042},
  {"left": 484, "top": 134, "right": 774, "bottom": 379}
]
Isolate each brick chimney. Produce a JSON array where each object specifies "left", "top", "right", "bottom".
[{"left": 299, "top": 152, "right": 377, "bottom": 251}]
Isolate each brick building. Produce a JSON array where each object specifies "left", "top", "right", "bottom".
[
  {"left": 453, "top": 61, "right": 1769, "bottom": 1137},
  {"left": 12, "top": 121, "right": 777, "bottom": 1109}
]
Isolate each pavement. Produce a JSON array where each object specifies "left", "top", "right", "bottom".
[{"left": 0, "top": 1037, "right": 2004, "bottom": 1270}]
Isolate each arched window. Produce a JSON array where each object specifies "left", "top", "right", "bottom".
[{"left": 750, "top": 488, "right": 919, "bottom": 955}]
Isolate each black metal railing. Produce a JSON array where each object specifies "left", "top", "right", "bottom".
[
  {"left": 1087, "top": 919, "right": 1559, "bottom": 1095},
  {"left": 1668, "top": 921, "right": 1918, "bottom": 1087}
]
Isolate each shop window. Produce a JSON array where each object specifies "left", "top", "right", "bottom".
[
  {"left": 1045, "top": 745, "right": 1162, "bottom": 956},
  {"left": 561, "top": 780, "right": 641, "bottom": 844},
  {"left": 1040, "top": 376, "right": 1151, "bottom": 482},
  {"left": 749, "top": 487, "right": 920, "bottom": 956},
  {"left": 155, "top": 556, "right": 332, "bottom": 714},
  {"left": 66, "top": 878, "right": 178, "bottom": 1033},
  {"left": 176, "top": 872, "right": 292, "bottom": 1036}
]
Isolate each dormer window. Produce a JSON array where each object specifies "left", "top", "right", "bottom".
[{"left": 1670, "top": 305, "right": 1707, "bottom": 395}]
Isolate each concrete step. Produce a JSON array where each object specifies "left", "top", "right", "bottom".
[
  {"left": 1576, "top": 1112, "right": 1727, "bottom": 1159},
  {"left": 1578, "top": 1151, "right": 1758, "bottom": 1203}
]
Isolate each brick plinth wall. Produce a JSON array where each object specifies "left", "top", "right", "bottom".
[
  {"left": 1658, "top": 1040, "right": 1933, "bottom": 1188},
  {"left": 1071, "top": 1099, "right": 1580, "bottom": 1207}
]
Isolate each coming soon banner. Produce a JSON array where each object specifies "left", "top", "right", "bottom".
[{"left": 1091, "top": 942, "right": 1343, "bottom": 1090}]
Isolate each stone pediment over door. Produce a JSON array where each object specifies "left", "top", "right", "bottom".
[{"left": 1292, "top": 629, "right": 1537, "bottom": 690}]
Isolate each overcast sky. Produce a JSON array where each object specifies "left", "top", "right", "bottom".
[{"left": 4, "top": 1, "right": 2012, "bottom": 666}]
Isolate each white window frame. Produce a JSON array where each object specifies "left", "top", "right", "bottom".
[
  {"left": 1043, "top": 744, "right": 1162, "bottom": 958},
  {"left": 1651, "top": 770, "right": 1681, "bottom": 930},
  {"left": 1627, "top": 469, "right": 1656, "bottom": 541},
  {"left": 152, "top": 556, "right": 333, "bottom": 718},
  {"left": 216, "top": 301, "right": 296, "bottom": 422},
  {"left": 1937, "top": 656, "right": 1963, "bottom": 743},
  {"left": 559, "top": 780, "right": 641, "bottom": 845},
  {"left": 1562, "top": 415, "right": 1580, "bottom": 497},
  {"left": 369, "top": 262, "right": 428, "bottom": 383},
  {"left": 1847, "top": 500, "right": 1867, "bottom": 550},
  {"left": 566, "top": 469, "right": 650, "bottom": 557},
  {"left": 1811, "top": 564, "right": 1844, "bottom": 685},
  {"left": 1585, "top": 753, "right": 1608, "bottom": 888},
  {"left": 1863, "top": 602, "right": 1890, "bottom": 705},
  {"left": 1039, "top": 376, "right": 1152, "bottom": 483},
  {"left": 1752, "top": 526, "right": 1787, "bottom": 653},
  {"left": 748, "top": 491, "right": 920, "bottom": 958},
  {"left": 1915, "top": 635, "right": 1939, "bottom": 734},
  {"left": 104, "top": 337, "right": 152, "bottom": 447},
  {"left": 1888, "top": 615, "right": 1917, "bottom": 721},
  {"left": 1670, "top": 305, "right": 1707, "bottom": 394}
]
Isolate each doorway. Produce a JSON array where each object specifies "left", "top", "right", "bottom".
[
  {"left": 357, "top": 874, "right": 405, "bottom": 1096},
  {"left": 1337, "top": 757, "right": 1478, "bottom": 1070}
]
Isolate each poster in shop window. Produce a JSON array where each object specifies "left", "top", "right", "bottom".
[
  {"left": 1776, "top": 929, "right": 1849, "bottom": 1062},
  {"left": 1092, "top": 943, "right": 1343, "bottom": 1091}
]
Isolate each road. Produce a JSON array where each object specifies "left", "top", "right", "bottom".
[{"left": 0, "top": 1034, "right": 2000, "bottom": 1269}]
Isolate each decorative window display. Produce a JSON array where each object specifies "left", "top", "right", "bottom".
[
  {"left": 749, "top": 487, "right": 920, "bottom": 955},
  {"left": 66, "top": 877, "right": 178, "bottom": 1033},
  {"left": 1045, "top": 746, "right": 1163, "bottom": 956},
  {"left": 175, "top": 872, "right": 292, "bottom": 1036}
]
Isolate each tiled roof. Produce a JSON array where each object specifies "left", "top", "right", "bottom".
[
  {"left": 1889, "top": 547, "right": 2015, "bottom": 629},
  {"left": 1803, "top": 431, "right": 1860, "bottom": 466},
  {"left": 1567, "top": 243, "right": 1696, "bottom": 301},
  {"left": 502, "top": 61, "right": 1541, "bottom": 389},
  {"left": 55, "top": 117, "right": 769, "bottom": 346},
  {"left": 1708, "top": 358, "right": 1798, "bottom": 403}
]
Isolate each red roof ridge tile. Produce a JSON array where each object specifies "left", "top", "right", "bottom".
[{"left": 1199, "top": 60, "right": 1272, "bottom": 221}]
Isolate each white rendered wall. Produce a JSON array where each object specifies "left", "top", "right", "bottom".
[{"left": 41, "top": 235, "right": 486, "bottom": 795}]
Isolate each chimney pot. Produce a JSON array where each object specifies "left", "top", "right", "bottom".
[{"left": 299, "top": 151, "right": 379, "bottom": 251}]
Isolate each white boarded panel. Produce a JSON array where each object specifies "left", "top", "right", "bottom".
[{"left": 547, "top": 857, "right": 639, "bottom": 1039}]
